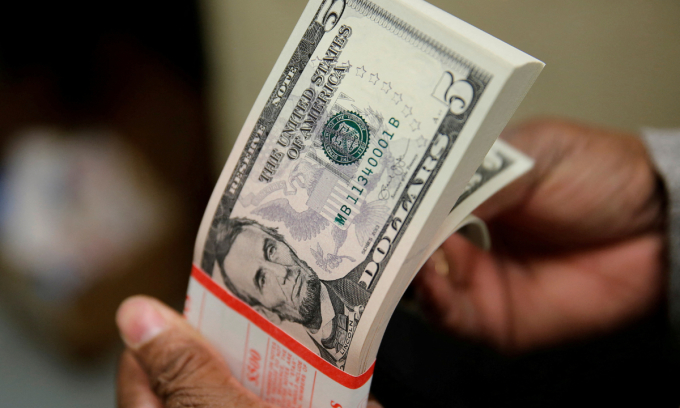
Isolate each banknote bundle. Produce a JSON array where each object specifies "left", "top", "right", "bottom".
[{"left": 184, "top": 1, "right": 543, "bottom": 406}]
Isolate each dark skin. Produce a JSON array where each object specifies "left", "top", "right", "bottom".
[
  {"left": 414, "top": 119, "right": 666, "bottom": 351},
  {"left": 115, "top": 297, "right": 379, "bottom": 408},
  {"left": 116, "top": 296, "right": 276, "bottom": 408},
  {"left": 116, "top": 119, "right": 667, "bottom": 406}
]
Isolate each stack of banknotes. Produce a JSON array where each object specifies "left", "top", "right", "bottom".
[{"left": 184, "top": 1, "right": 543, "bottom": 406}]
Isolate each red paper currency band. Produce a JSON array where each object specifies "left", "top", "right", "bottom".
[{"left": 190, "top": 264, "right": 375, "bottom": 389}]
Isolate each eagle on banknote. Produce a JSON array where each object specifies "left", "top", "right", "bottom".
[{"left": 253, "top": 197, "right": 389, "bottom": 271}]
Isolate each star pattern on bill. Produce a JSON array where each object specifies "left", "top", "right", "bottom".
[
  {"left": 344, "top": 60, "right": 353, "bottom": 72},
  {"left": 392, "top": 92, "right": 403, "bottom": 105},
  {"left": 410, "top": 119, "right": 421, "bottom": 131},
  {"left": 416, "top": 135, "right": 428, "bottom": 148},
  {"left": 381, "top": 81, "right": 392, "bottom": 94},
  {"left": 356, "top": 65, "right": 367, "bottom": 78},
  {"left": 402, "top": 105, "right": 413, "bottom": 117},
  {"left": 369, "top": 73, "right": 380, "bottom": 85}
]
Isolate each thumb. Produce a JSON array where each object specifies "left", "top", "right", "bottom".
[{"left": 116, "top": 296, "right": 270, "bottom": 408}]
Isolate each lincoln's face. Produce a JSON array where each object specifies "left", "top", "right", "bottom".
[{"left": 222, "top": 224, "right": 321, "bottom": 327}]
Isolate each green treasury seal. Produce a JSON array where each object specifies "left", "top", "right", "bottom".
[{"left": 321, "top": 111, "right": 370, "bottom": 165}]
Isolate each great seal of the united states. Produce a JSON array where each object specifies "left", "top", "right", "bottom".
[{"left": 321, "top": 111, "right": 370, "bottom": 165}]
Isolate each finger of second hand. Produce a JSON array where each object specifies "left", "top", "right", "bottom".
[
  {"left": 441, "top": 234, "right": 483, "bottom": 287},
  {"left": 431, "top": 249, "right": 450, "bottom": 277},
  {"left": 416, "top": 265, "right": 458, "bottom": 318}
]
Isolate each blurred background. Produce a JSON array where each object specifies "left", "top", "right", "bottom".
[{"left": 0, "top": 1, "right": 678, "bottom": 407}]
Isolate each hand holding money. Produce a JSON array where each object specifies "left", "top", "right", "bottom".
[
  {"left": 415, "top": 119, "right": 666, "bottom": 351},
  {"left": 116, "top": 296, "right": 274, "bottom": 408},
  {"left": 116, "top": 296, "right": 382, "bottom": 408},
  {"left": 116, "top": 119, "right": 666, "bottom": 406}
]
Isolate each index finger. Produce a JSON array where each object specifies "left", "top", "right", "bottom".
[{"left": 474, "top": 119, "right": 664, "bottom": 247}]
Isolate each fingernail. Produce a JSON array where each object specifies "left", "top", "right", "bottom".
[
  {"left": 432, "top": 249, "right": 449, "bottom": 276},
  {"left": 367, "top": 401, "right": 384, "bottom": 408},
  {"left": 116, "top": 297, "right": 167, "bottom": 349}
]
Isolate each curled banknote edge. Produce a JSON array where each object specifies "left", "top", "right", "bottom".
[{"left": 185, "top": 0, "right": 543, "bottom": 406}]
